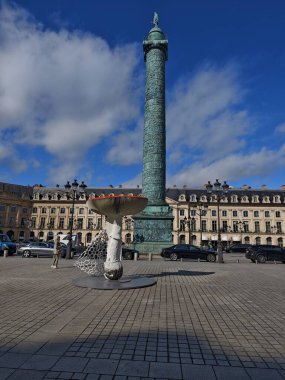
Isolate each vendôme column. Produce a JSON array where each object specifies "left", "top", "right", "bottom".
[{"left": 133, "top": 13, "right": 173, "bottom": 254}]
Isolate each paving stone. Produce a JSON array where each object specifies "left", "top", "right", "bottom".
[
  {"left": 84, "top": 359, "right": 118, "bottom": 375},
  {"left": 182, "top": 364, "right": 216, "bottom": 379},
  {"left": 246, "top": 368, "right": 284, "bottom": 380},
  {"left": 6, "top": 369, "right": 47, "bottom": 380},
  {"left": 21, "top": 354, "right": 59, "bottom": 370},
  {"left": 214, "top": 366, "right": 250, "bottom": 379},
  {"left": 0, "top": 353, "right": 31, "bottom": 369},
  {"left": 38, "top": 343, "right": 70, "bottom": 356},
  {"left": 116, "top": 360, "right": 149, "bottom": 377},
  {"left": 52, "top": 357, "right": 88, "bottom": 372},
  {"left": 0, "top": 368, "right": 15, "bottom": 380},
  {"left": 149, "top": 362, "right": 181, "bottom": 379}
]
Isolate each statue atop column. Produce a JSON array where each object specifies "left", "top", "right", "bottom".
[{"left": 153, "top": 12, "right": 159, "bottom": 27}]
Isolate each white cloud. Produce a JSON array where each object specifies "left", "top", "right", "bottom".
[
  {"left": 275, "top": 123, "right": 285, "bottom": 133},
  {"left": 167, "top": 145, "right": 285, "bottom": 187},
  {"left": 0, "top": 3, "right": 141, "bottom": 182},
  {"left": 106, "top": 119, "right": 143, "bottom": 165},
  {"left": 167, "top": 64, "right": 252, "bottom": 163}
]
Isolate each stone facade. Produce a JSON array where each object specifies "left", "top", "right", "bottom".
[{"left": 1, "top": 183, "right": 285, "bottom": 248}]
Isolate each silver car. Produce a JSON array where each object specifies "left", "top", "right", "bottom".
[{"left": 18, "top": 242, "right": 54, "bottom": 258}]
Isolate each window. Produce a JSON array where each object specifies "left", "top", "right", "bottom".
[
  {"left": 0, "top": 205, "right": 5, "bottom": 212},
  {"left": 233, "top": 211, "right": 238, "bottom": 217},
  {"left": 79, "top": 208, "right": 84, "bottom": 214},
  {"left": 49, "top": 218, "right": 55, "bottom": 229},
  {"left": 276, "top": 211, "right": 281, "bottom": 218},
  {"left": 211, "top": 210, "right": 217, "bottom": 217},
  {"left": 254, "top": 211, "right": 259, "bottom": 217},
  {"left": 180, "top": 220, "right": 185, "bottom": 231},
  {"left": 277, "top": 222, "right": 282, "bottom": 233},
  {"left": 252, "top": 196, "right": 258, "bottom": 203},
  {"left": 41, "top": 207, "right": 47, "bottom": 214},
  {"left": 40, "top": 217, "right": 46, "bottom": 228},
  {"left": 222, "top": 221, "right": 228, "bottom": 231},
  {"left": 10, "top": 206, "right": 16, "bottom": 213},
  {"left": 254, "top": 221, "right": 260, "bottom": 233},
  {"left": 233, "top": 221, "right": 238, "bottom": 232},
  {"left": 51, "top": 208, "right": 56, "bottom": 214},
  {"left": 265, "top": 221, "right": 271, "bottom": 233},
  {"left": 179, "top": 209, "right": 185, "bottom": 216},
  {"left": 222, "top": 210, "right": 227, "bottom": 217},
  {"left": 201, "top": 220, "right": 207, "bottom": 231},
  {"left": 77, "top": 218, "right": 83, "bottom": 229},
  {"left": 201, "top": 210, "right": 207, "bottom": 216},
  {"left": 190, "top": 210, "right": 196, "bottom": 217},
  {"left": 243, "top": 211, "right": 248, "bottom": 217},
  {"left": 97, "top": 218, "right": 102, "bottom": 229},
  {"left": 31, "top": 217, "right": 36, "bottom": 228},
  {"left": 265, "top": 211, "right": 270, "bottom": 217},
  {"left": 60, "top": 208, "right": 65, "bottom": 214},
  {"left": 255, "top": 237, "right": 261, "bottom": 245},
  {"left": 87, "top": 218, "right": 93, "bottom": 229},
  {"left": 212, "top": 221, "right": 217, "bottom": 232},
  {"left": 88, "top": 209, "right": 93, "bottom": 214},
  {"left": 243, "top": 221, "right": 249, "bottom": 233},
  {"left": 32, "top": 207, "right": 37, "bottom": 213},
  {"left": 59, "top": 218, "right": 64, "bottom": 228},
  {"left": 191, "top": 220, "right": 196, "bottom": 231},
  {"left": 277, "top": 237, "right": 283, "bottom": 247}
]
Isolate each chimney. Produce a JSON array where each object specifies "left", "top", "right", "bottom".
[
  {"left": 281, "top": 185, "right": 285, "bottom": 190},
  {"left": 242, "top": 184, "right": 249, "bottom": 189},
  {"left": 261, "top": 184, "right": 267, "bottom": 190}
]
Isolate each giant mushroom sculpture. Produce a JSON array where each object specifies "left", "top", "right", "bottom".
[{"left": 87, "top": 194, "right": 147, "bottom": 280}]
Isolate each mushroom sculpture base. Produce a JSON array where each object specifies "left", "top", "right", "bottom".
[{"left": 87, "top": 195, "right": 148, "bottom": 281}]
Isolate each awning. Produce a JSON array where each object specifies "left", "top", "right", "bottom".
[
  {"left": 202, "top": 234, "right": 208, "bottom": 240},
  {"left": 211, "top": 235, "right": 218, "bottom": 241},
  {"left": 233, "top": 236, "right": 241, "bottom": 241},
  {"left": 222, "top": 236, "right": 228, "bottom": 241}
]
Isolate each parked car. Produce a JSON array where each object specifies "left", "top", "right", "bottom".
[
  {"left": 0, "top": 234, "right": 17, "bottom": 256},
  {"left": 161, "top": 244, "right": 217, "bottom": 262},
  {"left": 245, "top": 245, "right": 285, "bottom": 263},
  {"left": 226, "top": 243, "right": 252, "bottom": 253},
  {"left": 18, "top": 242, "right": 66, "bottom": 258},
  {"left": 122, "top": 247, "right": 139, "bottom": 260}
]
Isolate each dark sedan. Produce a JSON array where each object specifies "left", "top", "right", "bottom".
[
  {"left": 161, "top": 244, "right": 217, "bottom": 262},
  {"left": 122, "top": 247, "right": 139, "bottom": 260},
  {"left": 226, "top": 244, "right": 252, "bottom": 253},
  {"left": 245, "top": 245, "right": 285, "bottom": 263}
]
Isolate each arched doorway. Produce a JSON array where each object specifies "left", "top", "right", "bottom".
[
  {"left": 19, "top": 231, "right": 25, "bottom": 241},
  {"left": 266, "top": 237, "right": 272, "bottom": 245},
  {"left": 38, "top": 231, "right": 44, "bottom": 241},
  {"left": 244, "top": 236, "right": 250, "bottom": 244},
  {"left": 255, "top": 237, "right": 261, "bottom": 245},
  {"left": 30, "top": 231, "right": 35, "bottom": 240},
  {"left": 86, "top": 232, "right": 92, "bottom": 244},
  {"left": 125, "top": 233, "right": 131, "bottom": 244},
  {"left": 77, "top": 232, "right": 82, "bottom": 244},
  {"left": 47, "top": 231, "right": 54, "bottom": 241},
  {"left": 179, "top": 234, "right": 185, "bottom": 244},
  {"left": 277, "top": 237, "right": 283, "bottom": 247},
  {"left": 191, "top": 235, "right": 197, "bottom": 245}
]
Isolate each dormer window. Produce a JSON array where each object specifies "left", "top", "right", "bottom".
[
  {"left": 179, "top": 194, "right": 186, "bottom": 201},
  {"left": 252, "top": 196, "right": 259, "bottom": 203},
  {"left": 231, "top": 195, "right": 238, "bottom": 203},
  {"left": 190, "top": 194, "right": 196, "bottom": 202},
  {"left": 262, "top": 196, "right": 270, "bottom": 203},
  {"left": 273, "top": 195, "right": 280, "bottom": 203}
]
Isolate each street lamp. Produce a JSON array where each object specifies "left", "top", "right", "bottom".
[
  {"left": 64, "top": 179, "right": 87, "bottom": 259},
  {"left": 192, "top": 203, "right": 208, "bottom": 247},
  {"left": 205, "top": 179, "right": 229, "bottom": 263},
  {"left": 183, "top": 216, "right": 195, "bottom": 244}
]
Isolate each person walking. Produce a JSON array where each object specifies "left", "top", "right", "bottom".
[{"left": 51, "top": 235, "right": 61, "bottom": 268}]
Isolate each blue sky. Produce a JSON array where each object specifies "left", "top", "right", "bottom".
[{"left": 0, "top": 0, "right": 285, "bottom": 189}]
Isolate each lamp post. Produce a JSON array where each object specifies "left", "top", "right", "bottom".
[
  {"left": 64, "top": 179, "right": 87, "bottom": 259},
  {"left": 205, "top": 179, "right": 229, "bottom": 263},
  {"left": 192, "top": 203, "right": 208, "bottom": 247},
  {"left": 183, "top": 216, "right": 195, "bottom": 244}
]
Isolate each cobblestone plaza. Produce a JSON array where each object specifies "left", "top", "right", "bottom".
[{"left": 0, "top": 256, "right": 284, "bottom": 379}]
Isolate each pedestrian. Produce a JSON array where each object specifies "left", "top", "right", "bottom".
[{"left": 51, "top": 235, "right": 61, "bottom": 269}]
